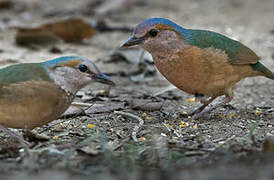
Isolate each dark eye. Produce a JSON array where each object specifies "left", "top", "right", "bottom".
[
  {"left": 78, "top": 64, "right": 88, "bottom": 72},
  {"left": 149, "top": 29, "right": 159, "bottom": 37}
]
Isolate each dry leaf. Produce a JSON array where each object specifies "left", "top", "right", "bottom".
[
  {"left": 0, "top": 0, "right": 13, "bottom": 9},
  {"left": 62, "top": 105, "right": 85, "bottom": 118},
  {"left": 85, "top": 102, "right": 126, "bottom": 114},
  {"left": 78, "top": 145, "right": 99, "bottom": 156},
  {"left": 130, "top": 99, "right": 163, "bottom": 111},
  {"left": 16, "top": 18, "right": 96, "bottom": 45}
]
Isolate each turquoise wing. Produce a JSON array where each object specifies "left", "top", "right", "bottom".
[
  {"left": 187, "top": 29, "right": 260, "bottom": 64},
  {"left": 0, "top": 63, "right": 52, "bottom": 86}
]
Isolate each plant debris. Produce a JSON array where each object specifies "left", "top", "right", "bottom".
[{"left": 0, "top": 0, "right": 273, "bottom": 179}]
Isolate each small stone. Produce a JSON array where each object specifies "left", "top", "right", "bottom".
[
  {"left": 218, "top": 141, "right": 225, "bottom": 145},
  {"left": 139, "top": 137, "right": 146, "bottom": 141},
  {"left": 99, "top": 90, "right": 105, "bottom": 94},
  {"left": 81, "top": 95, "right": 93, "bottom": 102},
  {"left": 181, "top": 111, "right": 188, "bottom": 115},
  {"left": 19, "top": 148, "right": 25, "bottom": 153},
  {"left": 142, "top": 112, "right": 147, "bottom": 117},
  {"left": 192, "top": 124, "right": 198, "bottom": 129},
  {"left": 172, "top": 136, "right": 178, "bottom": 140}
]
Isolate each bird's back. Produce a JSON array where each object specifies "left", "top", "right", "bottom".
[
  {"left": 0, "top": 63, "right": 52, "bottom": 85},
  {"left": 187, "top": 29, "right": 274, "bottom": 79},
  {"left": 187, "top": 29, "right": 260, "bottom": 65}
]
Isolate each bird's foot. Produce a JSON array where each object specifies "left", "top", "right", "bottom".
[
  {"left": 0, "top": 125, "right": 30, "bottom": 147},
  {"left": 187, "top": 97, "right": 217, "bottom": 118},
  {"left": 23, "top": 130, "right": 50, "bottom": 142},
  {"left": 0, "top": 124, "right": 31, "bottom": 156},
  {"left": 0, "top": 125, "right": 40, "bottom": 169},
  {"left": 188, "top": 95, "right": 233, "bottom": 120},
  {"left": 188, "top": 104, "right": 219, "bottom": 120},
  {"left": 187, "top": 109, "right": 207, "bottom": 121},
  {"left": 189, "top": 106, "right": 213, "bottom": 120},
  {"left": 188, "top": 106, "right": 205, "bottom": 117}
]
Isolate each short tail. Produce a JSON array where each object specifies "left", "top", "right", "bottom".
[{"left": 250, "top": 62, "right": 274, "bottom": 80}]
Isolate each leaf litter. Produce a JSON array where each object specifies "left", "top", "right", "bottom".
[{"left": 0, "top": 0, "right": 273, "bottom": 179}]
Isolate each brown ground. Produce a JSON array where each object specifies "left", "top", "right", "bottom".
[{"left": 0, "top": 0, "right": 273, "bottom": 179}]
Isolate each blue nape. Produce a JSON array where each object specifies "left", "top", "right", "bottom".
[
  {"left": 42, "top": 56, "right": 89, "bottom": 68},
  {"left": 140, "top": 18, "right": 190, "bottom": 39}
]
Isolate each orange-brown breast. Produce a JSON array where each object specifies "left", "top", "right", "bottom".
[
  {"left": 0, "top": 81, "right": 71, "bottom": 129},
  {"left": 153, "top": 46, "right": 255, "bottom": 97}
]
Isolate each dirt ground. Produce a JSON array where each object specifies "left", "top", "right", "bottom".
[{"left": 0, "top": 0, "right": 274, "bottom": 179}]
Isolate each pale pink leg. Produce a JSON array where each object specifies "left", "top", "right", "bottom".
[
  {"left": 191, "top": 90, "right": 234, "bottom": 120},
  {"left": 189, "top": 97, "right": 217, "bottom": 116},
  {"left": 0, "top": 124, "right": 30, "bottom": 147}
]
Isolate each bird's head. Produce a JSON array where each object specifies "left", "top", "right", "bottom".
[
  {"left": 43, "top": 56, "right": 115, "bottom": 94},
  {"left": 121, "top": 18, "right": 190, "bottom": 53}
]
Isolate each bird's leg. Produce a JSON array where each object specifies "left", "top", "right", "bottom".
[
  {"left": 0, "top": 124, "right": 30, "bottom": 152},
  {"left": 23, "top": 129, "right": 50, "bottom": 142},
  {"left": 0, "top": 126, "right": 38, "bottom": 168},
  {"left": 191, "top": 93, "right": 233, "bottom": 120},
  {"left": 189, "top": 96, "right": 217, "bottom": 116}
]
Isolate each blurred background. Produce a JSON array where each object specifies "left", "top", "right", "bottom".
[
  {"left": 0, "top": 0, "right": 273, "bottom": 179},
  {"left": 0, "top": 0, "right": 274, "bottom": 65}
]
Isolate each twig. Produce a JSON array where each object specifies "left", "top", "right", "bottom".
[
  {"left": 216, "top": 135, "right": 236, "bottom": 148},
  {"left": 168, "top": 143, "right": 216, "bottom": 152},
  {"left": 163, "top": 123, "right": 171, "bottom": 132},
  {"left": 163, "top": 123, "right": 182, "bottom": 138},
  {"left": 153, "top": 84, "right": 177, "bottom": 96},
  {"left": 114, "top": 111, "right": 144, "bottom": 142},
  {"left": 71, "top": 102, "right": 94, "bottom": 109}
]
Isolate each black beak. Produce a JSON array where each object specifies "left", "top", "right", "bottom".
[
  {"left": 93, "top": 73, "right": 115, "bottom": 86},
  {"left": 120, "top": 36, "right": 144, "bottom": 47}
]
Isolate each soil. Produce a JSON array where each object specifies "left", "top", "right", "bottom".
[{"left": 0, "top": 0, "right": 273, "bottom": 179}]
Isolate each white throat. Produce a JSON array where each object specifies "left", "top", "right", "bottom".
[{"left": 48, "top": 67, "right": 83, "bottom": 95}]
